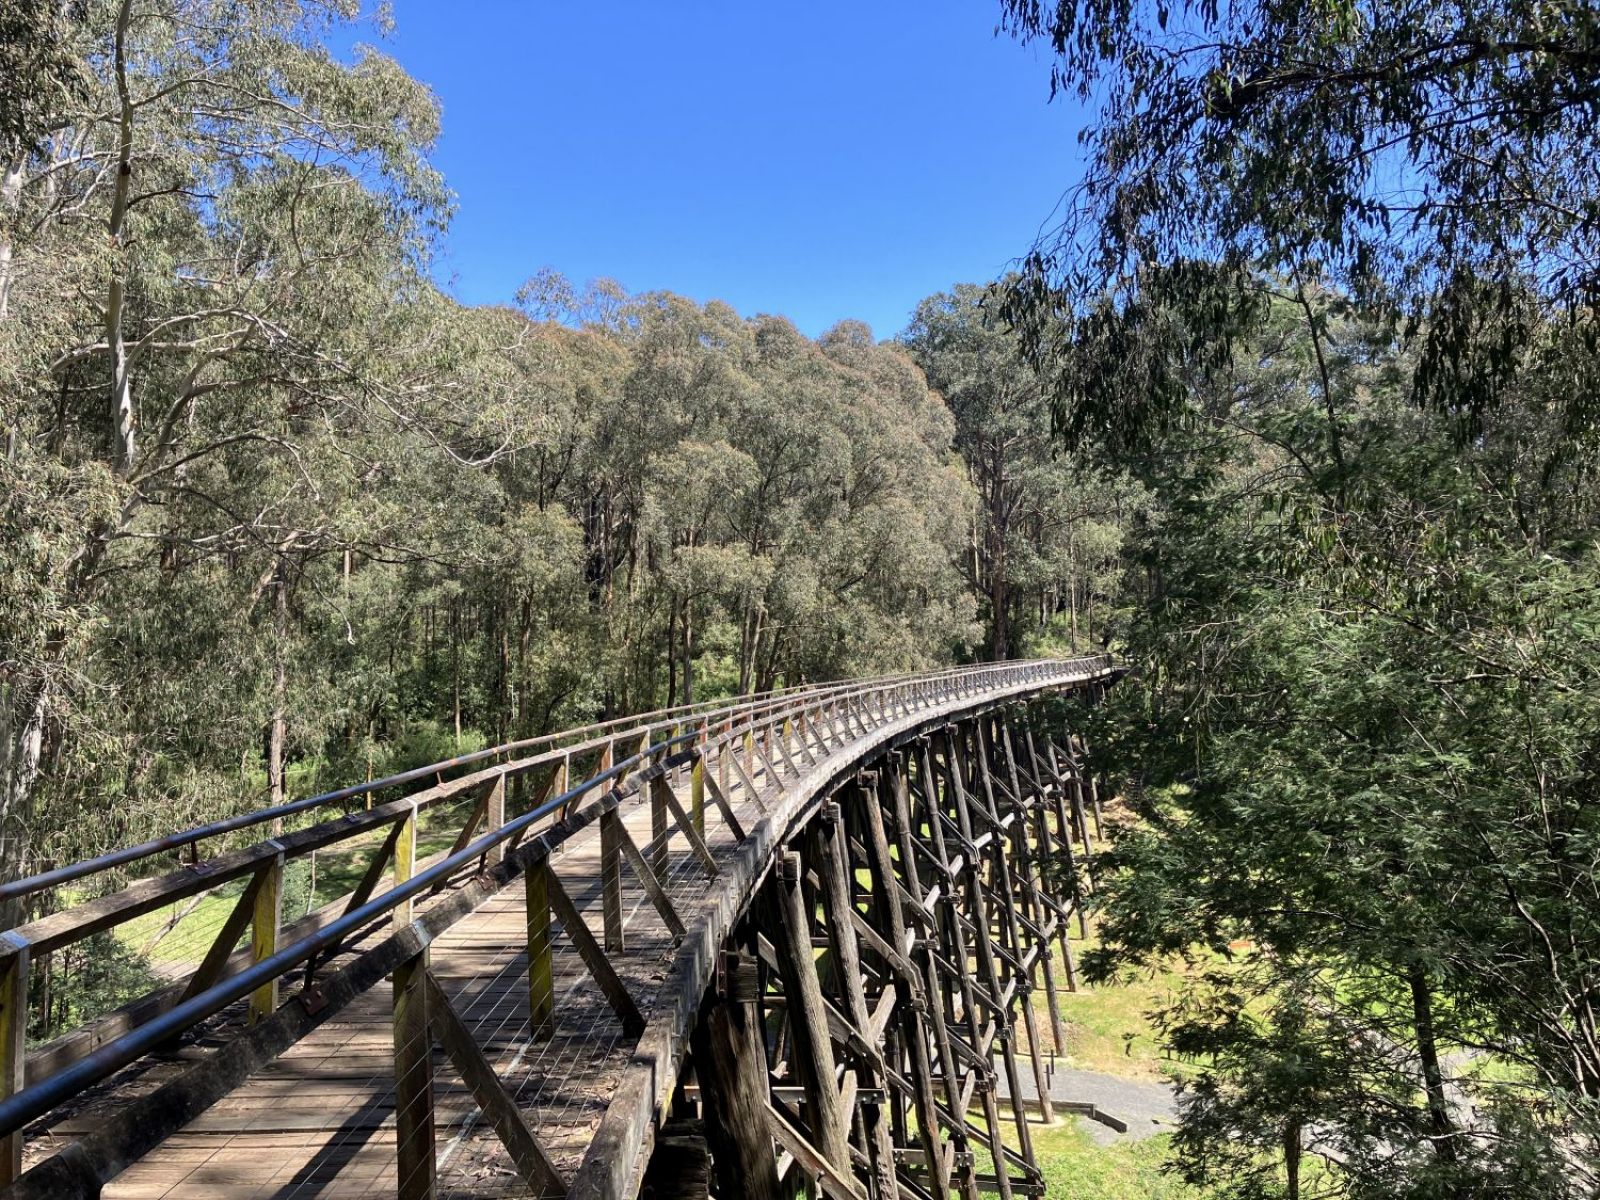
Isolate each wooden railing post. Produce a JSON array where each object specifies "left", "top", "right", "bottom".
[
  {"left": 0, "top": 933, "right": 29, "bottom": 1187},
  {"left": 249, "top": 845, "right": 283, "bottom": 1024},
  {"left": 484, "top": 775, "right": 506, "bottom": 867},
  {"left": 650, "top": 776, "right": 670, "bottom": 878},
  {"left": 393, "top": 950, "right": 436, "bottom": 1200},
  {"left": 691, "top": 724, "right": 707, "bottom": 839},
  {"left": 718, "top": 721, "right": 732, "bottom": 797},
  {"left": 526, "top": 859, "right": 555, "bottom": 1041},
  {"left": 394, "top": 800, "right": 419, "bottom": 928},
  {"left": 601, "top": 808, "right": 625, "bottom": 953}
]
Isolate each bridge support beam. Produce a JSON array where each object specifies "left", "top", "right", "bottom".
[
  {"left": 814, "top": 798, "right": 898, "bottom": 1200},
  {"left": 767, "top": 851, "right": 852, "bottom": 1173},
  {"left": 689, "top": 951, "right": 782, "bottom": 1200},
  {"left": 392, "top": 952, "right": 436, "bottom": 1200}
]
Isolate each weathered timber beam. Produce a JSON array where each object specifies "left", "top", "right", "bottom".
[
  {"left": 766, "top": 1102, "right": 869, "bottom": 1200},
  {"left": 700, "top": 768, "right": 747, "bottom": 842},
  {"left": 767, "top": 852, "right": 852, "bottom": 1173},
  {"left": 422, "top": 970, "right": 565, "bottom": 1197},
  {"left": 393, "top": 951, "right": 435, "bottom": 1200},
  {"left": 543, "top": 865, "right": 646, "bottom": 1037},
  {"left": 689, "top": 951, "right": 782, "bottom": 1200},
  {"left": 655, "top": 777, "right": 720, "bottom": 878},
  {"left": 640, "top": 1120, "right": 711, "bottom": 1200},
  {"left": 603, "top": 809, "right": 687, "bottom": 940}
]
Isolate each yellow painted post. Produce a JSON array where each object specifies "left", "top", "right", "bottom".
[
  {"left": 719, "top": 721, "right": 732, "bottom": 797},
  {"left": 649, "top": 777, "right": 670, "bottom": 877},
  {"left": 690, "top": 723, "right": 707, "bottom": 839},
  {"left": 547, "top": 752, "right": 574, "bottom": 829},
  {"left": 526, "top": 860, "right": 554, "bottom": 1040},
  {"left": 249, "top": 849, "right": 284, "bottom": 1024},
  {"left": 0, "top": 933, "right": 29, "bottom": 1187},
  {"left": 484, "top": 775, "right": 506, "bottom": 867},
  {"left": 601, "top": 810, "right": 625, "bottom": 953},
  {"left": 394, "top": 801, "right": 418, "bottom": 928}
]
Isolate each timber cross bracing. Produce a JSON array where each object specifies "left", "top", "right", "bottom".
[{"left": 0, "top": 657, "right": 1121, "bottom": 1200}]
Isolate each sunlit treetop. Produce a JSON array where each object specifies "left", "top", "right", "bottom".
[{"left": 998, "top": 0, "right": 1600, "bottom": 435}]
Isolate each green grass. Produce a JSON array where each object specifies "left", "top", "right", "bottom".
[
  {"left": 1029, "top": 922, "right": 1195, "bottom": 1081},
  {"left": 1032, "top": 1121, "right": 1191, "bottom": 1199},
  {"left": 962, "top": 1108, "right": 1195, "bottom": 1199}
]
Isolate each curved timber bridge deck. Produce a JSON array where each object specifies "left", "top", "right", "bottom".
[{"left": 0, "top": 657, "right": 1121, "bottom": 1200}]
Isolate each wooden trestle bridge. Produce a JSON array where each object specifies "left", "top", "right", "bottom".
[{"left": 0, "top": 657, "right": 1120, "bottom": 1200}]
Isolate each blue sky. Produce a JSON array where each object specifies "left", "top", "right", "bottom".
[{"left": 370, "top": 2, "right": 1087, "bottom": 339}]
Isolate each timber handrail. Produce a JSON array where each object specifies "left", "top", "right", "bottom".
[
  {"left": 0, "top": 660, "right": 1059, "bottom": 910},
  {"left": 0, "top": 656, "right": 1111, "bottom": 1158}
]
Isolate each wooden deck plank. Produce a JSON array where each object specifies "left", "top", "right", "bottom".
[{"left": 90, "top": 767, "right": 737, "bottom": 1199}]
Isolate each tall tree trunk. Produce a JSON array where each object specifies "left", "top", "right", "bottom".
[
  {"left": 987, "top": 448, "right": 1010, "bottom": 660},
  {"left": 0, "top": 148, "right": 23, "bottom": 321},
  {"left": 737, "top": 602, "right": 754, "bottom": 695},
  {"left": 516, "top": 595, "right": 533, "bottom": 741},
  {"left": 666, "top": 603, "right": 677, "bottom": 710},
  {"left": 266, "top": 562, "right": 288, "bottom": 811},
  {"left": 990, "top": 570, "right": 1009, "bottom": 661},
  {"left": 0, "top": 680, "right": 48, "bottom": 928},
  {"left": 681, "top": 595, "right": 693, "bottom": 706},
  {"left": 497, "top": 625, "right": 510, "bottom": 744},
  {"left": 451, "top": 600, "right": 461, "bottom": 743},
  {"left": 107, "top": 0, "right": 137, "bottom": 474},
  {"left": 1408, "top": 963, "right": 1458, "bottom": 1164}
]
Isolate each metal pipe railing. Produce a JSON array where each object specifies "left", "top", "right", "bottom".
[
  {"left": 0, "top": 656, "right": 1112, "bottom": 1147},
  {"left": 0, "top": 660, "right": 1049, "bottom": 908}
]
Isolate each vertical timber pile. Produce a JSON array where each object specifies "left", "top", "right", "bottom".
[{"left": 676, "top": 690, "right": 1111, "bottom": 1200}]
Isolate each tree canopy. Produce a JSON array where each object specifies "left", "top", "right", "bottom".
[
  {"left": 997, "top": 0, "right": 1600, "bottom": 1194},
  {"left": 3, "top": 2, "right": 1121, "bottom": 930}
]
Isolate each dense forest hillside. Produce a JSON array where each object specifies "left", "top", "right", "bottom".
[
  {"left": 0, "top": 4, "right": 1115, "bottom": 905},
  {"left": 999, "top": 0, "right": 1600, "bottom": 1195}
]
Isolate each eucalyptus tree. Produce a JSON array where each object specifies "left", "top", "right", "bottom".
[
  {"left": 903, "top": 284, "right": 1136, "bottom": 657},
  {"left": 0, "top": 0, "right": 445, "bottom": 900},
  {"left": 1056, "top": 291, "right": 1600, "bottom": 1194},
  {"left": 990, "top": 1, "right": 1600, "bottom": 1190},
  {"left": 998, "top": 0, "right": 1600, "bottom": 480}
]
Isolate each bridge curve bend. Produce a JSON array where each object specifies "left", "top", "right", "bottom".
[{"left": 0, "top": 657, "right": 1119, "bottom": 1200}]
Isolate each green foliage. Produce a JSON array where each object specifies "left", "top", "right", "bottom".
[
  {"left": 0, "top": 0, "right": 1001, "bottom": 899},
  {"left": 1030, "top": 1124, "right": 1195, "bottom": 1199},
  {"left": 903, "top": 283, "right": 1142, "bottom": 657},
  {"left": 999, "top": 0, "right": 1600, "bottom": 436},
  {"left": 28, "top": 931, "right": 160, "bottom": 1042},
  {"left": 988, "top": 6, "right": 1600, "bottom": 1187},
  {"left": 1062, "top": 291, "right": 1600, "bottom": 1195}
]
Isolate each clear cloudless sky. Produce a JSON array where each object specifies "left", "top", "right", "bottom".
[{"left": 365, "top": 2, "right": 1088, "bottom": 339}]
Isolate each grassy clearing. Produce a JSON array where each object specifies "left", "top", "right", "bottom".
[
  {"left": 1026, "top": 921, "right": 1195, "bottom": 1081},
  {"left": 1032, "top": 1121, "right": 1190, "bottom": 1199},
  {"left": 966, "top": 1110, "right": 1193, "bottom": 1198}
]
